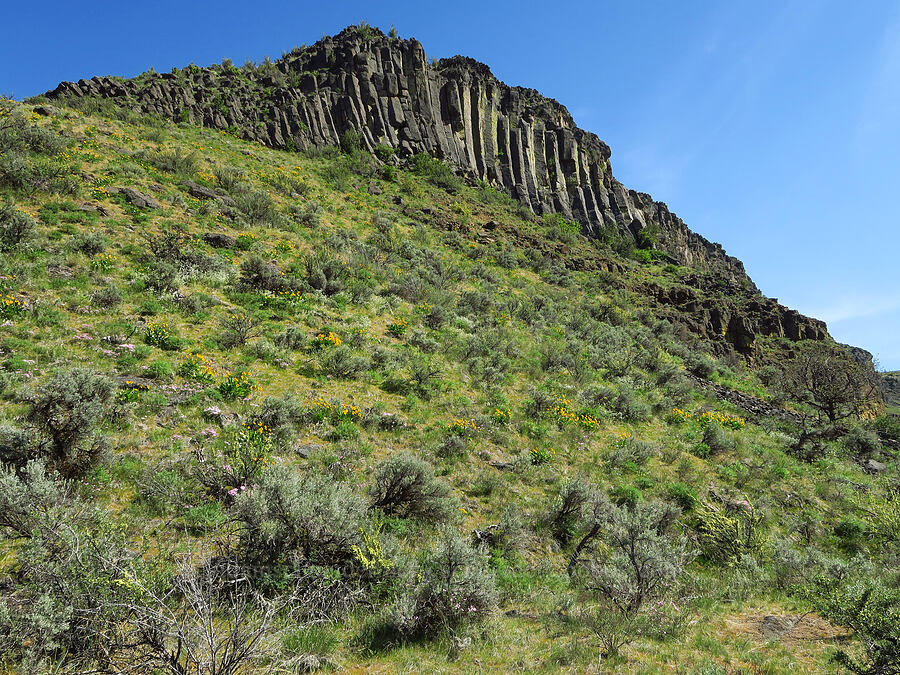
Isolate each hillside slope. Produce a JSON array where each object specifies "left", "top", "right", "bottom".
[
  {"left": 0, "top": 37, "right": 895, "bottom": 675},
  {"left": 44, "top": 25, "right": 831, "bottom": 356}
]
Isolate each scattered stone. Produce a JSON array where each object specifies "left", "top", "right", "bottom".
[
  {"left": 294, "top": 443, "right": 326, "bottom": 458},
  {"left": 377, "top": 412, "right": 407, "bottom": 431},
  {"left": 368, "top": 182, "right": 382, "bottom": 195},
  {"left": 184, "top": 180, "right": 218, "bottom": 200},
  {"left": 864, "top": 458, "right": 887, "bottom": 473},
  {"left": 47, "top": 264, "right": 73, "bottom": 278},
  {"left": 32, "top": 105, "right": 57, "bottom": 116},
  {"left": 120, "top": 187, "right": 161, "bottom": 209},
  {"left": 760, "top": 615, "right": 796, "bottom": 640},
  {"left": 202, "top": 232, "right": 236, "bottom": 248}
]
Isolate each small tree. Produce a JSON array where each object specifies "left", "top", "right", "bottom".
[
  {"left": 115, "top": 555, "right": 283, "bottom": 675},
  {"left": 231, "top": 466, "right": 365, "bottom": 570},
  {"left": 0, "top": 461, "right": 134, "bottom": 666},
  {"left": 389, "top": 527, "right": 497, "bottom": 638},
  {"left": 783, "top": 343, "right": 879, "bottom": 423}
]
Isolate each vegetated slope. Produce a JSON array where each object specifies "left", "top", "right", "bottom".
[
  {"left": 44, "top": 24, "right": 833, "bottom": 357},
  {"left": 0, "top": 87, "right": 896, "bottom": 673}
]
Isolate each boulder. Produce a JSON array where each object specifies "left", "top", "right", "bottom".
[
  {"left": 864, "top": 458, "right": 887, "bottom": 473},
  {"left": 120, "top": 187, "right": 161, "bottom": 209},
  {"left": 760, "top": 615, "right": 795, "bottom": 640},
  {"left": 184, "top": 180, "right": 218, "bottom": 200},
  {"left": 202, "top": 232, "right": 236, "bottom": 248}
]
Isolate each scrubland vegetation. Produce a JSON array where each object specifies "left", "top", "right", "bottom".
[{"left": 0, "top": 94, "right": 897, "bottom": 673}]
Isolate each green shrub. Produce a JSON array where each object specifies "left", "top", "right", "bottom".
[
  {"left": 304, "top": 250, "right": 347, "bottom": 296},
  {"left": 233, "top": 188, "right": 279, "bottom": 226},
  {"left": 811, "top": 575, "right": 900, "bottom": 675},
  {"left": 0, "top": 202, "right": 37, "bottom": 251},
  {"left": 387, "top": 527, "right": 497, "bottom": 639},
  {"left": 570, "top": 497, "right": 694, "bottom": 612},
  {"left": 368, "top": 453, "right": 455, "bottom": 523},
  {"left": 146, "top": 146, "right": 199, "bottom": 175},
  {"left": 232, "top": 466, "right": 366, "bottom": 570},
  {"left": 238, "top": 254, "right": 292, "bottom": 292},
  {"left": 843, "top": 426, "right": 881, "bottom": 457},
  {"left": 24, "top": 368, "right": 114, "bottom": 477},
  {"left": 320, "top": 345, "right": 370, "bottom": 379},
  {"left": 282, "top": 624, "right": 340, "bottom": 659},
  {"left": 142, "top": 259, "right": 180, "bottom": 293},
  {"left": 183, "top": 500, "right": 226, "bottom": 534},
  {"left": 541, "top": 213, "right": 581, "bottom": 244},
  {"left": 609, "top": 484, "right": 642, "bottom": 508},
  {"left": 409, "top": 153, "right": 463, "bottom": 193},
  {"left": 666, "top": 482, "right": 698, "bottom": 511},
  {"left": 90, "top": 283, "right": 123, "bottom": 308},
  {"left": 833, "top": 516, "right": 867, "bottom": 555},
  {"left": 871, "top": 415, "right": 900, "bottom": 442},
  {"left": 547, "top": 479, "right": 593, "bottom": 545},
  {"left": 0, "top": 460, "right": 134, "bottom": 664},
  {"left": 218, "top": 311, "right": 260, "bottom": 348},
  {"left": 702, "top": 423, "right": 735, "bottom": 455},
  {"left": 693, "top": 497, "right": 764, "bottom": 566},
  {"left": 68, "top": 230, "right": 107, "bottom": 255},
  {"left": 144, "top": 359, "right": 174, "bottom": 381}
]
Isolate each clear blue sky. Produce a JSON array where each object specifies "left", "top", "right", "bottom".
[{"left": 3, "top": 1, "right": 898, "bottom": 369}]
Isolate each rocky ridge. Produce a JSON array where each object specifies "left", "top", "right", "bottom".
[{"left": 44, "top": 25, "right": 830, "bottom": 351}]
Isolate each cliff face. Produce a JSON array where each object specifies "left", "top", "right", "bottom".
[
  {"left": 46, "top": 27, "right": 750, "bottom": 280},
  {"left": 44, "top": 25, "right": 830, "bottom": 350}
]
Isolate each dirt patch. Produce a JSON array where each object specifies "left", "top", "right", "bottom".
[{"left": 738, "top": 612, "right": 850, "bottom": 644}]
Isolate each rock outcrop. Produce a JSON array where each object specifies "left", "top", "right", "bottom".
[
  {"left": 46, "top": 26, "right": 749, "bottom": 282},
  {"left": 43, "top": 24, "right": 833, "bottom": 351}
]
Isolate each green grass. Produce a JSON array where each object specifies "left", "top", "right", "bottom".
[{"left": 0, "top": 98, "right": 895, "bottom": 674}]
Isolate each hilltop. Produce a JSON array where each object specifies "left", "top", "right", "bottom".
[
  {"left": 44, "top": 24, "right": 833, "bottom": 357},
  {"left": 0, "top": 24, "right": 896, "bottom": 675}
]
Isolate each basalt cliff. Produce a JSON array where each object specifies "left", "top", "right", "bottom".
[{"left": 45, "top": 25, "right": 829, "bottom": 352}]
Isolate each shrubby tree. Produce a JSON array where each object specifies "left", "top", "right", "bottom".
[
  {"left": 386, "top": 527, "right": 497, "bottom": 639},
  {"left": 811, "top": 574, "right": 900, "bottom": 675},
  {"left": 546, "top": 478, "right": 593, "bottom": 545},
  {"left": 0, "top": 461, "right": 134, "bottom": 667},
  {"left": 112, "top": 554, "right": 283, "bottom": 675},
  {"left": 783, "top": 343, "right": 879, "bottom": 423},
  {"left": 0, "top": 201, "right": 36, "bottom": 251}
]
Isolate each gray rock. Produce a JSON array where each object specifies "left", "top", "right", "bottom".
[
  {"left": 202, "top": 232, "right": 236, "bottom": 248},
  {"left": 184, "top": 180, "right": 218, "bottom": 200},
  {"left": 121, "top": 187, "right": 161, "bottom": 209},
  {"left": 294, "top": 443, "right": 326, "bottom": 458},
  {"left": 32, "top": 105, "right": 57, "bottom": 116},
  {"left": 864, "top": 458, "right": 887, "bottom": 473},
  {"left": 760, "top": 615, "right": 795, "bottom": 640},
  {"left": 42, "top": 25, "right": 840, "bottom": 354}
]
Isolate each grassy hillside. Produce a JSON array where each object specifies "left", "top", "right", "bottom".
[{"left": 0, "top": 97, "right": 897, "bottom": 674}]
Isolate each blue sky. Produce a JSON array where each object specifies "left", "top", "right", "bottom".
[{"left": 3, "top": 1, "right": 898, "bottom": 369}]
